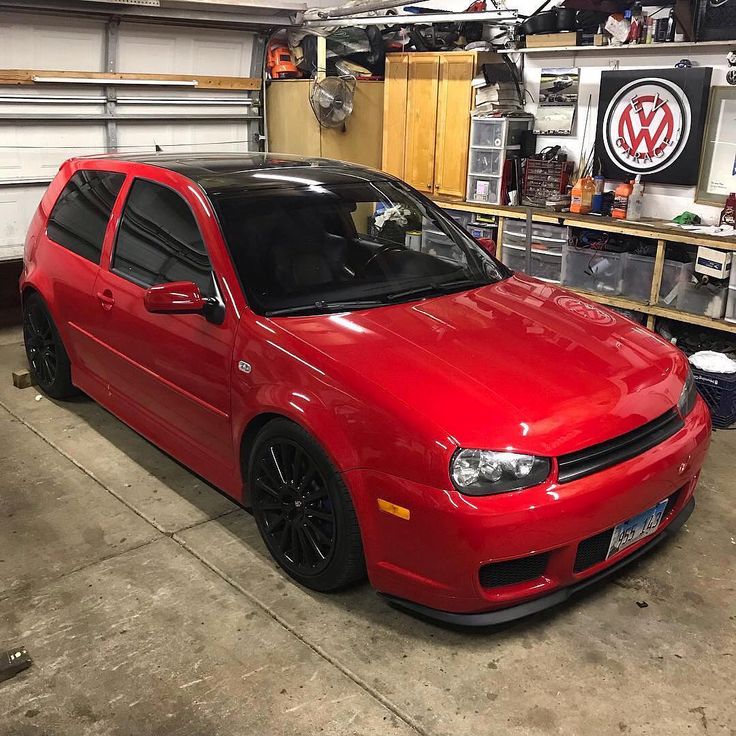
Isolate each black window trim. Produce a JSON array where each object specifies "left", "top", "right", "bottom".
[
  {"left": 45, "top": 167, "right": 126, "bottom": 265},
  {"left": 109, "top": 175, "right": 225, "bottom": 310}
]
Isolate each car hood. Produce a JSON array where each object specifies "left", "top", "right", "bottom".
[{"left": 274, "top": 274, "right": 686, "bottom": 456}]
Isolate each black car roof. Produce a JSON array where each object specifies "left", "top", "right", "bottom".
[{"left": 82, "top": 152, "right": 390, "bottom": 195}]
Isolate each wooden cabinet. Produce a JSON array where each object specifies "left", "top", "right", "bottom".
[{"left": 382, "top": 51, "right": 494, "bottom": 200}]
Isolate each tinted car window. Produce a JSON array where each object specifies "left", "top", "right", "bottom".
[
  {"left": 113, "top": 179, "right": 214, "bottom": 296},
  {"left": 211, "top": 178, "right": 506, "bottom": 315},
  {"left": 47, "top": 170, "right": 125, "bottom": 264}
]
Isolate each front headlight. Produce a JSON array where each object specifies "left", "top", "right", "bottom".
[
  {"left": 678, "top": 368, "right": 697, "bottom": 418},
  {"left": 450, "top": 449, "right": 551, "bottom": 495}
]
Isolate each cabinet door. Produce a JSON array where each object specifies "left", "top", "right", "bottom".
[
  {"left": 434, "top": 54, "right": 473, "bottom": 200},
  {"left": 404, "top": 54, "right": 440, "bottom": 194},
  {"left": 381, "top": 54, "right": 409, "bottom": 179}
]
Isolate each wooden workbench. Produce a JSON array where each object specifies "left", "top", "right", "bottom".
[{"left": 434, "top": 200, "right": 736, "bottom": 336}]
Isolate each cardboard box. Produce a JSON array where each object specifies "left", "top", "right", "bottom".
[
  {"left": 525, "top": 31, "right": 582, "bottom": 48},
  {"left": 696, "top": 246, "right": 732, "bottom": 280}
]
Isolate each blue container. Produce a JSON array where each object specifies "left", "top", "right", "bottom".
[{"left": 691, "top": 366, "right": 736, "bottom": 428}]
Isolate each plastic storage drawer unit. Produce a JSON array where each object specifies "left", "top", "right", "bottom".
[
  {"left": 469, "top": 149, "right": 503, "bottom": 178},
  {"left": 621, "top": 253, "right": 656, "bottom": 302},
  {"left": 467, "top": 175, "right": 501, "bottom": 204},
  {"left": 502, "top": 248, "right": 526, "bottom": 272},
  {"left": 503, "top": 221, "right": 568, "bottom": 253},
  {"left": 471, "top": 119, "right": 505, "bottom": 148},
  {"left": 562, "top": 244, "right": 624, "bottom": 295},
  {"left": 530, "top": 252, "right": 562, "bottom": 283}
]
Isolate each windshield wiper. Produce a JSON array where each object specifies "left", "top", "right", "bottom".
[
  {"left": 265, "top": 298, "right": 388, "bottom": 317},
  {"left": 385, "top": 277, "right": 492, "bottom": 302}
]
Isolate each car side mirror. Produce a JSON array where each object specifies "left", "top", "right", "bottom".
[{"left": 144, "top": 281, "right": 224, "bottom": 325}]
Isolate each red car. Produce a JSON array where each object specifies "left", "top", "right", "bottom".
[{"left": 21, "top": 154, "right": 710, "bottom": 625}]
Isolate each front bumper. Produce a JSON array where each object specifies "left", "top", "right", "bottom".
[
  {"left": 381, "top": 496, "right": 694, "bottom": 626},
  {"left": 344, "top": 397, "right": 710, "bottom": 618}
]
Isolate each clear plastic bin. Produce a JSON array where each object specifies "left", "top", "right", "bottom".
[
  {"left": 726, "top": 287, "right": 736, "bottom": 323},
  {"left": 469, "top": 149, "right": 502, "bottom": 177},
  {"left": 443, "top": 209, "right": 472, "bottom": 229},
  {"left": 676, "top": 281, "right": 728, "bottom": 319},
  {"left": 467, "top": 175, "right": 501, "bottom": 204},
  {"left": 470, "top": 119, "right": 505, "bottom": 148},
  {"left": 621, "top": 253, "right": 656, "bottom": 302},
  {"left": 502, "top": 248, "right": 526, "bottom": 272},
  {"left": 422, "top": 228, "right": 452, "bottom": 252},
  {"left": 530, "top": 252, "right": 562, "bottom": 283},
  {"left": 562, "top": 244, "right": 624, "bottom": 295},
  {"left": 658, "top": 260, "right": 694, "bottom": 305}
]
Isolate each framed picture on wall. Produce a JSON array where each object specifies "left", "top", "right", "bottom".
[
  {"left": 594, "top": 67, "right": 712, "bottom": 185},
  {"left": 696, "top": 86, "right": 736, "bottom": 205}
]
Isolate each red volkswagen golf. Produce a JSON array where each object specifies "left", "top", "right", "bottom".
[{"left": 21, "top": 153, "right": 711, "bottom": 625}]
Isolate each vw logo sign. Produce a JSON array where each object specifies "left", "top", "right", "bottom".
[{"left": 603, "top": 78, "right": 691, "bottom": 175}]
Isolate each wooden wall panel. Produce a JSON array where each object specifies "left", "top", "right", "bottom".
[
  {"left": 266, "top": 80, "right": 320, "bottom": 157},
  {"left": 267, "top": 79, "right": 383, "bottom": 169}
]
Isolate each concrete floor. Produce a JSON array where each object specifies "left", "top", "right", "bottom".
[{"left": 1, "top": 327, "right": 735, "bottom": 736}]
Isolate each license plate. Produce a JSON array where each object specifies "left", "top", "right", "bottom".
[{"left": 606, "top": 498, "right": 668, "bottom": 560}]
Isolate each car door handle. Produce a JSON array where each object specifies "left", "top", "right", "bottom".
[{"left": 96, "top": 289, "right": 115, "bottom": 311}]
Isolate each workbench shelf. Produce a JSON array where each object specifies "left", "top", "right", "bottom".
[{"left": 434, "top": 200, "right": 736, "bottom": 336}]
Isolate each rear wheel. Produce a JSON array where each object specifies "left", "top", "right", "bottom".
[
  {"left": 249, "top": 419, "right": 365, "bottom": 591},
  {"left": 23, "top": 292, "right": 77, "bottom": 399}
]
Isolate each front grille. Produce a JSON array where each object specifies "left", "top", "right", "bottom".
[
  {"left": 573, "top": 488, "right": 683, "bottom": 573},
  {"left": 479, "top": 552, "right": 549, "bottom": 589},
  {"left": 557, "top": 408, "right": 684, "bottom": 484}
]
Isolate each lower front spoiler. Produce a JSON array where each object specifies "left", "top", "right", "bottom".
[{"left": 380, "top": 497, "right": 695, "bottom": 627}]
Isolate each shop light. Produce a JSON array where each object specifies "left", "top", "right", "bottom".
[{"left": 32, "top": 76, "right": 198, "bottom": 87}]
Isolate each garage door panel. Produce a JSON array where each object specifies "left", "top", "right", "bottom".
[
  {"left": 0, "top": 11, "right": 105, "bottom": 71},
  {"left": 116, "top": 122, "right": 253, "bottom": 153},
  {"left": 0, "top": 11, "right": 259, "bottom": 262},
  {"left": 118, "top": 24, "right": 252, "bottom": 77},
  {"left": 0, "top": 185, "right": 45, "bottom": 256},
  {"left": 0, "top": 124, "right": 106, "bottom": 178}
]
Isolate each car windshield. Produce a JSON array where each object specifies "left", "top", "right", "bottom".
[{"left": 210, "top": 177, "right": 509, "bottom": 316}]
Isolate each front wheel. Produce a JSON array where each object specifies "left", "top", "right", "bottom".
[
  {"left": 249, "top": 419, "right": 366, "bottom": 592},
  {"left": 23, "top": 292, "right": 77, "bottom": 399}
]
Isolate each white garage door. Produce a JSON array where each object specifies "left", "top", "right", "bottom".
[{"left": 0, "top": 9, "right": 261, "bottom": 261}]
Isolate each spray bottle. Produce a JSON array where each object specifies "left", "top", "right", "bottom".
[{"left": 626, "top": 174, "right": 645, "bottom": 221}]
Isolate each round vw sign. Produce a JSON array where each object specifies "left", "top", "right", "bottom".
[{"left": 602, "top": 77, "right": 691, "bottom": 175}]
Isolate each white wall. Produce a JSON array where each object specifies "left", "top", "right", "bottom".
[{"left": 521, "top": 47, "right": 728, "bottom": 224}]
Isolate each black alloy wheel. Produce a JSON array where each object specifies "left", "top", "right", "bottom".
[
  {"left": 22, "top": 292, "right": 76, "bottom": 399},
  {"left": 249, "top": 419, "right": 365, "bottom": 591}
]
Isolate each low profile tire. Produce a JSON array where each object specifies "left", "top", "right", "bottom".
[
  {"left": 23, "top": 292, "right": 77, "bottom": 399},
  {"left": 249, "top": 419, "right": 366, "bottom": 592}
]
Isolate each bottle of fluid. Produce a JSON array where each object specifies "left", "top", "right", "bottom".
[
  {"left": 627, "top": 175, "right": 645, "bottom": 221},
  {"left": 612, "top": 180, "right": 634, "bottom": 219},
  {"left": 570, "top": 176, "right": 595, "bottom": 214},
  {"left": 591, "top": 175, "right": 606, "bottom": 214}
]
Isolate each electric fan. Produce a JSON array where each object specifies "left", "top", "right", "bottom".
[{"left": 309, "top": 75, "right": 356, "bottom": 129}]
